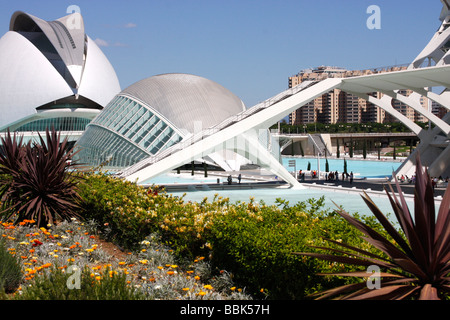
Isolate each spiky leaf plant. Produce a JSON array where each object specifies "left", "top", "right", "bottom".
[
  {"left": 0, "top": 128, "right": 82, "bottom": 227},
  {"left": 295, "top": 156, "right": 450, "bottom": 300}
]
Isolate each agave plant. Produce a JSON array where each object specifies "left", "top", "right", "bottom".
[
  {"left": 0, "top": 128, "right": 82, "bottom": 227},
  {"left": 295, "top": 156, "right": 450, "bottom": 300}
]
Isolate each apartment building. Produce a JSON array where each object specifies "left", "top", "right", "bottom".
[{"left": 288, "top": 65, "right": 435, "bottom": 125}]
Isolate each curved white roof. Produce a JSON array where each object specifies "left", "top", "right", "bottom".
[
  {"left": 120, "top": 73, "right": 245, "bottom": 133},
  {"left": 0, "top": 31, "right": 74, "bottom": 129},
  {"left": 78, "top": 36, "right": 121, "bottom": 108},
  {"left": 10, "top": 11, "right": 86, "bottom": 86},
  {"left": 0, "top": 11, "right": 120, "bottom": 130}
]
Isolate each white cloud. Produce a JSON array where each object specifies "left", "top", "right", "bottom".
[
  {"left": 112, "top": 41, "right": 128, "bottom": 47},
  {"left": 124, "top": 22, "right": 137, "bottom": 28},
  {"left": 94, "top": 38, "right": 109, "bottom": 47},
  {"left": 94, "top": 38, "right": 128, "bottom": 48}
]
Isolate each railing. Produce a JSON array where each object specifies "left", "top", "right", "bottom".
[{"left": 308, "top": 134, "right": 325, "bottom": 157}]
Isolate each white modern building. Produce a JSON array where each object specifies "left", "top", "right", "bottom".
[
  {"left": 75, "top": 73, "right": 251, "bottom": 171},
  {"left": 0, "top": 11, "right": 120, "bottom": 142}
]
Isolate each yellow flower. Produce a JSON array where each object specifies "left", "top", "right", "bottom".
[
  {"left": 139, "top": 259, "right": 148, "bottom": 265},
  {"left": 203, "top": 284, "right": 213, "bottom": 290},
  {"left": 197, "top": 291, "right": 206, "bottom": 296},
  {"left": 182, "top": 288, "right": 189, "bottom": 291}
]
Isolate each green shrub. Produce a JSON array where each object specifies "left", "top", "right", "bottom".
[
  {"left": 209, "top": 197, "right": 390, "bottom": 299},
  {"left": 77, "top": 173, "right": 391, "bottom": 299},
  {"left": 78, "top": 171, "right": 216, "bottom": 257},
  {"left": 0, "top": 240, "right": 22, "bottom": 294},
  {"left": 15, "top": 265, "right": 144, "bottom": 300},
  {"left": 77, "top": 172, "right": 160, "bottom": 250}
]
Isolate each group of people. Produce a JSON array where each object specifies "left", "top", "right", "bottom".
[
  {"left": 227, "top": 174, "right": 242, "bottom": 185},
  {"left": 397, "top": 174, "right": 415, "bottom": 184},
  {"left": 297, "top": 169, "right": 354, "bottom": 183},
  {"left": 397, "top": 174, "right": 449, "bottom": 190},
  {"left": 432, "top": 176, "right": 449, "bottom": 189},
  {"left": 325, "top": 170, "right": 354, "bottom": 184}
]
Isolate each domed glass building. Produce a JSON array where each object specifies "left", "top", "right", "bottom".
[
  {"left": 0, "top": 11, "right": 120, "bottom": 139},
  {"left": 75, "top": 73, "right": 247, "bottom": 169}
]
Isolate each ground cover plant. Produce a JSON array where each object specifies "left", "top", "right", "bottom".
[{"left": 0, "top": 218, "right": 250, "bottom": 300}]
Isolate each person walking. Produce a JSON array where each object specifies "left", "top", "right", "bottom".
[{"left": 350, "top": 171, "right": 353, "bottom": 184}]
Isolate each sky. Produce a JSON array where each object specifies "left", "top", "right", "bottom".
[{"left": 0, "top": 0, "right": 444, "bottom": 108}]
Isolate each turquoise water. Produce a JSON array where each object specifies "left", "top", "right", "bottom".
[
  {"left": 281, "top": 157, "right": 402, "bottom": 178},
  {"left": 142, "top": 158, "right": 408, "bottom": 218},
  {"left": 171, "top": 186, "right": 412, "bottom": 219},
  {"left": 143, "top": 173, "right": 218, "bottom": 185}
]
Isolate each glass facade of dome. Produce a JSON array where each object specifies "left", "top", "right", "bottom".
[{"left": 75, "top": 95, "right": 183, "bottom": 168}]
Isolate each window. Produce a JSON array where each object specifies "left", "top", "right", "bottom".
[{"left": 13, "top": 117, "right": 91, "bottom": 132}]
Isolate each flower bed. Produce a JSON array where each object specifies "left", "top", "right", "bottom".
[
  {"left": 0, "top": 218, "right": 250, "bottom": 300},
  {"left": 0, "top": 172, "right": 391, "bottom": 300}
]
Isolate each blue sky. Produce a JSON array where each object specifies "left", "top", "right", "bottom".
[{"left": 0, "top": 0, "right": 443, "bottom": 107}]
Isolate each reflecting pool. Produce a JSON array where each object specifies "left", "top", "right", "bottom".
[
  {"left": 170, "top": 186, "right": 411, "bottom": 219},
  {"left": 141, "top": 158, "right": 412, "bottom": 218},
  {"left": 281, "top": 157, "right": 403, "bottom": 178}
]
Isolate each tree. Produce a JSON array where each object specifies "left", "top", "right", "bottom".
[
  {"left": 349, "top": 139, "right": 354, "bottom": 158},
  {"left": 377, "top": 142, "right": 381, "bottom": 160},
  {"left": 203, "top": 162, "right": 208, "bottom": 177},
  {"left": 363, "top": 139, "right": 367, "bottom": 159},
  {"left": 336, "top": 139, "right": 340, "bottom": 158}
]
